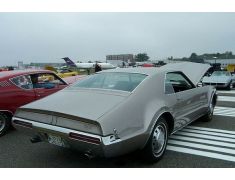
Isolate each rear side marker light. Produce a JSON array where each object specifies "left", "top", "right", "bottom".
[
  {"left": 13, "top": 120, "right": 32, "bottom": 128},
  {"left": 69, "top": 132, "right": 101, "bottom": 145}
]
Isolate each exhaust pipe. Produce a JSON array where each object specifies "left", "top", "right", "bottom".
[{"left": 30, "top": 135, "right": 42, "bottom": 143}]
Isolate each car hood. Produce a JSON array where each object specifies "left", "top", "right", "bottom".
[
  {"left": 19, "top": 89, "right": 129, "bottom": 121},
  {"left": 163, "top": 62, "right": 211, "bottom": 85},
  {"left": 202, "top": 76, "right": 231, "bottom": 83}
]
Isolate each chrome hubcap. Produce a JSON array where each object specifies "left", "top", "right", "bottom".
[
  {"left": 152, "top": 124, "right": 166, "bottom": 156},
  {"left": 0, "top": 118, "right": 6, "bottom": 132}
]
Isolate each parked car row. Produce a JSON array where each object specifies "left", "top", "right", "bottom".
[{"left": 9, "top": 62, "right": 217, "bottom": 162}]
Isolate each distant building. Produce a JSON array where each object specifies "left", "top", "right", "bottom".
[
  {"left": 106, "top": 54, "right": 134, "bottom": 62},
  {"left": 18, "top": 61, "right": 24, "bottom": 70},
  {"left": 106, "top": 54, "right": 134, "bottom": 67}
]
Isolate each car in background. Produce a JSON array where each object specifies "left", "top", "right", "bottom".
[
  {"left": 0, "top": 69, "right": 70, "bottom": 136},
  {"left": 202, "top": 71, "right": 235, "bottom": 90},
  {"left": 13, "top": 62, "right": 217, "bottom": 162},
  {"left": 57, "top": 69, "right": 78, "bottom": 78}
]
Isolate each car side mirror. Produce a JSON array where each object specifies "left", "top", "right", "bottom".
[{"left": 197, "top": 82, "right": 203, "bottom": 87}]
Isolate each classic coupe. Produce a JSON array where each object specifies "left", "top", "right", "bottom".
[
  {"left": 202, "top": 70, "right": 235, "bottom": 90},
  {"left": 12, "top": 62, "right": 217, "bottom": 162},
  {"left": 0, "top": 69, "right": 70, "bottom": 136}
]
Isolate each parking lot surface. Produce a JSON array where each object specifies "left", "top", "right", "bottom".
[{"left": 1, "top": 90, "right": 235, "bottom": 167}]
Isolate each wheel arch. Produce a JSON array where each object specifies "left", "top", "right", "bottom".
[
  {"left": 0, "top": 110, "right": 13, "bottom": 120},
  {"left": 161, "top": 112, "right": 175, "bottom": 135},
  {"left": 142, "top": 111, "right": 175, "bottom": 149},
  {"left": 209, "top": 89, "right": 217, "bottom": 107}
]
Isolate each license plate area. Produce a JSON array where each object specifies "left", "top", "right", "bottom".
[{"left": 47, "top": 134, "right": 68, "bottom": 147}]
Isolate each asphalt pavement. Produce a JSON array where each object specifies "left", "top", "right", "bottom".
[{"left": 1, "top": 89, "right": 235, "bottom": 167}]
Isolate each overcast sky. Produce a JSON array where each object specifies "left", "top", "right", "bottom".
[{"left": 0, "top": 12, "right": 235, "bottom": 66}]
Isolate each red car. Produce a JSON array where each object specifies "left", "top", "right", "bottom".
[{"left": 0, "top": 69, "right": 70, "bottom": 136}]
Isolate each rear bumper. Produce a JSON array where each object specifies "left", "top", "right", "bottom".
[{"left": 12, "top": 117, "right": 143, "bottom": 158}]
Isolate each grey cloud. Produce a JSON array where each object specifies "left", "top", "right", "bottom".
[{"left": 0, "top": 13, "right": 235, "bottom": 66}]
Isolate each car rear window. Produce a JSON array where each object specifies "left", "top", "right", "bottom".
[
  {"left": 10, "top": 75, "right": 33, "bottom": 89},
  {"left": 70, "top": 72, "right": 147, "bottom": 92}
]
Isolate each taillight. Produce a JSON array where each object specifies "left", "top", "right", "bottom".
[
  {"left": 69, "top": 132, "right": 101, "bottom": 145},
  {"left": 13, "top": 120, "right": 32, "bottom": 128}
]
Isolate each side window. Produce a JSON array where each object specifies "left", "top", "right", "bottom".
[
  {"left": 31, "top": 73, "right": 66, "bottom": 89},
  {"left": 11, "top": 75, "right": 33, "bottom": 90},
  {"left": 165, "top": 81, "right": 175, "bottom": 94},
  {"left": 166, "top": 72, "right": 194, "bottom": 93}
]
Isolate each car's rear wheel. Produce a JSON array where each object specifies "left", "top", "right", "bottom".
[
  {"left": 143, "top": 117, "right": 169, "bottom": 162},
  {"left": 201, "top": 96, "right": 215, "bottom": 122},
  {"left": 229, "top": 82, "right": 233, "bottom": 90},
  {"left": 226, "top": 82, "right": 233, "bottom": 90},
  {"left": 0, "top": 113, "right": 10, "bottom": 137}
]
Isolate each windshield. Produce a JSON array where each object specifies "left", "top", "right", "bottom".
[
  {"left": 70, "top": 72, "right": 147, "bottom": 92},
  {"left": 212, "top": 71, "right": 231, "bottom": 76}
]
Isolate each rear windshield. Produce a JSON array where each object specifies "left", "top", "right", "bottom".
[{"left": 70, "top": 72, "right": 147, "bottom": 92}]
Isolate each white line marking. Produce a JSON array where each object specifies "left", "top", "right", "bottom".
[
  {"left": 167, "top": 126, "right": 235, "bottom": 162},
  {"left": 215, "top": 106, "right": 235, "bottom": 111},
  {"left": 214, "top": 109, "right": 235, "bottom": 112},
  {"left": 167, "top": 145, "right": 235, "bottom": 162},
  {"left": 187, "top": 126, "right": 235, "bottom": 135},
  {"left": 181, "top": 128, "right": 235, "bottom": 138},
  {"left": 175, "top": 131, "right": 235, "bottom": 143},
  {"left": 168, "top": 140, "right": 235, "bottom": 155},
  {"left": 214, "top": 113, "right": 235, "bottom": 117},
  {"left": 218, "top": 96, "right": 235, "bottom": 102},
  {"left": 213, "top": 106, "right": 235, "bottom": 117},
  {"left": 217, "top": 90, "right": 235, "bottom": 94},
  {"left": 215, "top": 109, "right": 235, "bottom": 113},
  {"left": 170, "top": 135, "right": 235, "bottom": 148}
]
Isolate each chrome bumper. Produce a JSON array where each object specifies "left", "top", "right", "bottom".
[
  {"left": 12, "top": 117, "right": 129, "bottom": 158},
  {"left": 203, "top": 83, "right": 229, "bottom": 88}
]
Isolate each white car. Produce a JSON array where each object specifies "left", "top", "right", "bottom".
[{"left": 202, "top": 71, "right": 234, "bottom": 90}]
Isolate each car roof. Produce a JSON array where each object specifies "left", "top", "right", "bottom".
[
  {"left": 100, "top": 62, "right": 211, "bottom": 85},
  {"left": 0, "top": 69, "right": 54, "bottom": 78},
  {"left": 100, "top": 67, "right": 161, "bottom": 76}
]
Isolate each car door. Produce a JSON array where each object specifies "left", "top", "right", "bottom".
[
  {"left": 30, "top": 73, "right": 68, "bottom": 100},
  {"left": 166, "top": 72, "right": 205, "bottom": 130},
  {"left": 8, "top": 74, "right": 36, "bottom": 112}
]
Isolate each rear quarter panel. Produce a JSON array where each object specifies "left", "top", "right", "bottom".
[
  {"left": 0, "top": 79, "right": 36, "bottom": 114},
  {"left": 98, "top": 73, "right": 173, "bottom": 146}
]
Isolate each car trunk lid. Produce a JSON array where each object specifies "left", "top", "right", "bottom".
[{"left": 18, "top": 89, "right": 130, "bottom": 121}]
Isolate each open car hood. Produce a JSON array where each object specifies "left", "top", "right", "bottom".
[{"left": 163, "top": 62, "right": 211, "bottom": 86}]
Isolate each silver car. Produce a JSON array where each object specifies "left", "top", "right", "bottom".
[
  {"left": 202, "top": 71, "right": 234, "bottom": 90},
  {"left": 12, "top": 62, "right": 217, "bottom": 162}
]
